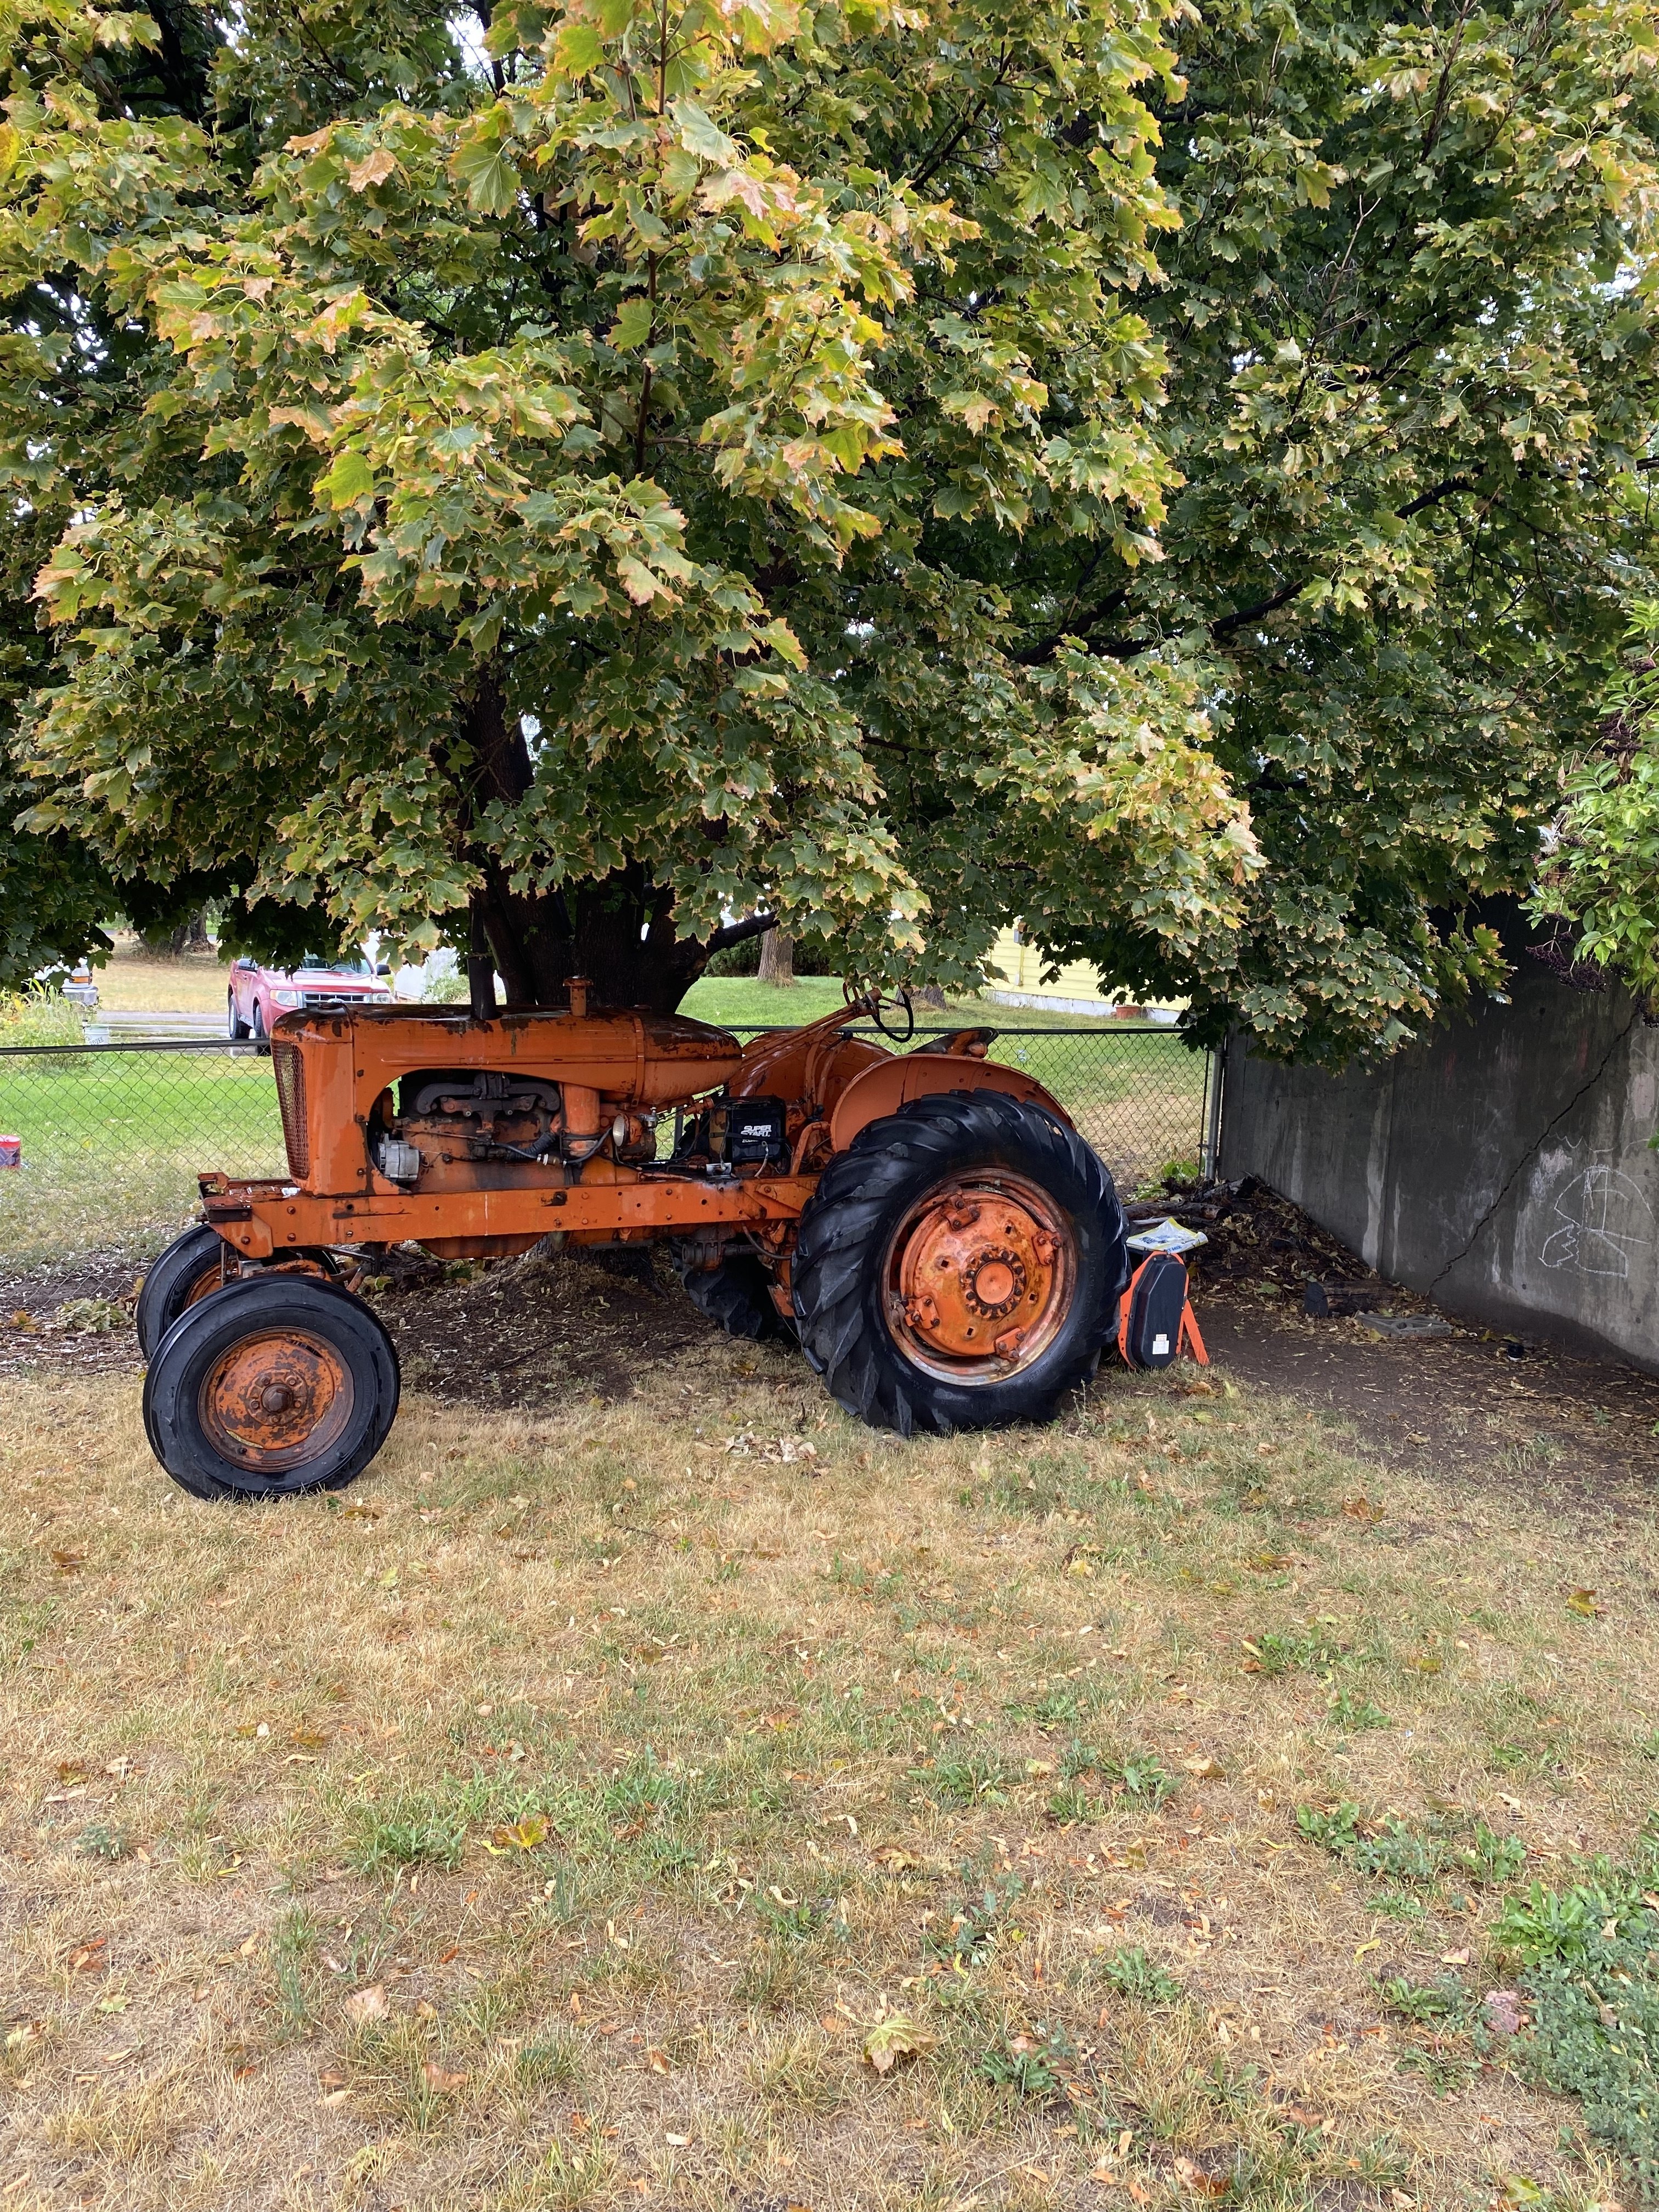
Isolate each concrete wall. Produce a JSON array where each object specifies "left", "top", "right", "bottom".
[{"left": 1219, "top": 960, "right": 1659, "bottom": 1368}]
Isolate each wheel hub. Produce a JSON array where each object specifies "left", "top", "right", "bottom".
[
  {"left": 890, "top": 1177, "right": 1071, "bottom": 1376},
  {"left": 199, "top": 1328, "right": 354, "bottom": 1472}
]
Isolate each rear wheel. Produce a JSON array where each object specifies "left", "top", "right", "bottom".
[
  {"left": 677, "top": 1250, "right": 778, "bottom": 1340},
  {"left": 792, "top": 1091, "right": 1128, "bottom": 1435},
  {"left": 143, "top": 1274, "right": 399, "bottom": 1501},
  {"left": 136, "top": 1225, "right": 228, "bottom": 1361}
]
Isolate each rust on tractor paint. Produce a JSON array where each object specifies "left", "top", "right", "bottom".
[
  {"left": 198, "top": 1327, "right": 354, "bottom": 1471},
  {"left": 884, "top": 1173, "right": 1075, "bottom": 1381},
  {"left": 826, "top": 1053, "right": 1070, "bottom": 1156}
]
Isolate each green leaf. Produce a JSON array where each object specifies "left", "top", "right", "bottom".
[
  {"left": 608, "top": 297, "right": 654, "bottom": 351},
  {"left": 552, "top": 20, "right": 605, "bottom": 76},
  {"left": 449, "top": 134, "right": 521, "bottom": 213},
  {"left": 673, "top": 100, "right": 738, "bottom": 165},
  {"left": 317, "top": 450, "right": 375, "bottom": 509}
]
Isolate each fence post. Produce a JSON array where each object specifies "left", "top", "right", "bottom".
[{"left": 1201, "top": 1036, "right": 1226, "bottom": 1180}]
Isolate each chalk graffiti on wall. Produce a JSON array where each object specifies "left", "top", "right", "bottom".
[{"left": 1538, "top": 1153, "right": 1655, "bottom": 1280}]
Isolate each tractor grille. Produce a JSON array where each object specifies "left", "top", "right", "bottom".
[{"left": 270, "top": 1041, "right": 309, "bottom": 1179}]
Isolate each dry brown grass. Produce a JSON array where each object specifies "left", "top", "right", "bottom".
[{"left": 1, "top": 1335, "right": 1652, "bottom": 2212}]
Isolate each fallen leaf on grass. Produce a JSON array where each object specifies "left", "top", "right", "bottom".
[
  {"left": 66, "top": 1937, "right": 107, "bottom": 1973},
  {"left": 1183, "top": 1755, "right": 1226, "bottom": 1780},
  {"left": 870, "top": 1844, "right": 919, "bottom": 1870},
  {"left": 646, "top": 2047, "right": 669, "bottom": 2074},
  {"left": 1171, "top": 2157, "right": 1228, "bottom": 2198},
  {"left": 483, "top": 1813, "right": 549, "bottom": 1854},
  {"left": 289, "top": 1723, "right": 331, "bottom": 1750},
  {"left": 1566, "top": 1588, "right": 1603, "bottom": 1618},
  {"left": 861, "top": 2015, "right": 935, "bottom": 2074},
  {"left": 9, "top": 1310, "right": 38, "bottom": 1333},
  {"left": 343, "top": 1984, "right": 388, "bottom": 2024},
  {"left": 1341, "top": 1494, "right": 1384, "bottom": 1525},
  {"left": 51, "top": 1550, "right": 85, "bottom": 1573},
  {"left": 1482, "top": 1989, "right": 1528, "bottom": 2036},
  {"left": 421, "top": 2059, "right": 466, "bottom": 2092}
]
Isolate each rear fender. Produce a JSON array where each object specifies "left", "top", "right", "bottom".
[{"left": 827, "top": 1057, "right": 1073, "bottom": 1156}]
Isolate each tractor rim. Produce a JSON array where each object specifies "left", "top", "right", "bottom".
[
  {"left": 882, "top": 1170, "right": 1076, "bottom": 1385},
  {"left": 198, "top": 1327, "right": 354, "bottom": 1474},
  {"left": 182, "top": 1260, "right": 224, "bottom": 1314}
]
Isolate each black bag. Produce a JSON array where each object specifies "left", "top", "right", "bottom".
[{"left": 1118, "top": 1252, "right": 1189, "bottom": 1370}]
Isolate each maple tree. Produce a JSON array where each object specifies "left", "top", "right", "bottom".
[{"left": 3, "top": 0, "right": 1657, "bottom": 1054}]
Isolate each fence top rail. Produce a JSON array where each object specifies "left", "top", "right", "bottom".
[{"left": 0, "top": 1020, "right": 1193, "bottom": 1060}]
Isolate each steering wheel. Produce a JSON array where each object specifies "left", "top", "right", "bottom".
[{"left": 868, "top": 990, "right": 916, "bottom": 1044}]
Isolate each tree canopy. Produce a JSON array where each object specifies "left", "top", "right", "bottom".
[
  {"left": 3, "top": 0, "right": 1657, "bottom": 1049},
  {"left": 1534, "top": 600, "right": 1659, "bottom": 991}
]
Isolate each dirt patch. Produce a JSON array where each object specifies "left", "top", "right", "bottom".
[
  {"left": 1200, "top": 1285, "right": 1659, "bottom": 1505},
  {"left": 0, "top": 1249, "right": 144, "bottom": 1381},
  {"left": 1172, "top": 1177, "right": 1659, "bottom": 1511},
  {"left": 362, "top": 1240, "right": 722, "bottom": 1410}
]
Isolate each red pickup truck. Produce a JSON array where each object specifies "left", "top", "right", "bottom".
[{"left": 227, "top": 953, "right": 393, "bottom": 1039}]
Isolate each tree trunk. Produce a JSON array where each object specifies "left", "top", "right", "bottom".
[
  {"left": 456, "top": 671, "right": 770, "bottom": 1017},
  {"left": 758, "top": 929, "right": 796, "bottom": 986},
  {"left": 142, "top": 910, "right": 210, "bottom": 957}
]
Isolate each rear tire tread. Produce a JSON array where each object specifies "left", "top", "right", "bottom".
[{"left": 792, "top": 1090, "right": 1128, "bottom": 1436}]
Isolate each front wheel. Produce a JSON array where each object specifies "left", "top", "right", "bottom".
[
  {"left": 143, "top": 1275, "right": 399, "bottom": 1501},
  {"left": 135, "top": 1224, "right": 228, "bottom": 1361},
  {"left": 227, "top": 994, "right": 250, "bottom": 1041},
  {"left": 792, "top": 1091, "right": 1128, "bottom": 1435}
]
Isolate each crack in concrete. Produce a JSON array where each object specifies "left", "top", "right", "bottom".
[{"left": 1426, "top": 1007, "right": 1642, "bottom": 1299}]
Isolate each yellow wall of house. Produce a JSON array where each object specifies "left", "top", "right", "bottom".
[{"left": 985, "top": 927, "right": 1112, "bottom": 1005}]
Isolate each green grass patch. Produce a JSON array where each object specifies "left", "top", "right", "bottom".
[
  {"left": 1497, "top": 1869, "right": 1659, "bottom": 2193},
  {"left": 0, "top": 1045, "right": 284, "bottom": 1260}
]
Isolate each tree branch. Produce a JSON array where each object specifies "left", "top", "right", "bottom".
[{"left": 703, "top": 910, "right": 777, "bottom": 954}]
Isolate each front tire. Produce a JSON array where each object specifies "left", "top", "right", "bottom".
[
  {"left": 792, "top": 1091, "right": 1129, "bottom": 1436},
  {"left": 143, "top": 1275, "right": 399, "bottom": 1502},
  {"left": 135, "top": 1224, "right": 228, "bottom": 1361},
  {"left": 227, "top": 995, "right": 250, "bottom": 1041}
]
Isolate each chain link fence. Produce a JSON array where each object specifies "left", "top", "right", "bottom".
[{"left": 0, "top": 1026, "right": 1214, "bottom": 1266}]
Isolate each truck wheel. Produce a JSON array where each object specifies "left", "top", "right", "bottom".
[
  {"left": 143, "top": 1275, "right": 399, "bottom": 1502},
  {"left": 792, "top": 1091, "right": 1129, "bottom": 1436},
  {"left": 678, "top": 1251, "right": 777, "bottom": 1340},
  {"left": 136, "top": 1224, "right": 228, "bottom": 1361}
]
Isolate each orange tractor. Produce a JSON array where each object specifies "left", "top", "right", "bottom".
[{"left": 135, "top": 989, "right": 1130, "bottom": 1500}]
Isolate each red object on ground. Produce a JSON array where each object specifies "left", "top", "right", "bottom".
[{"left": 0, "top": 1136, "right": 20, "bottom": 1167}]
